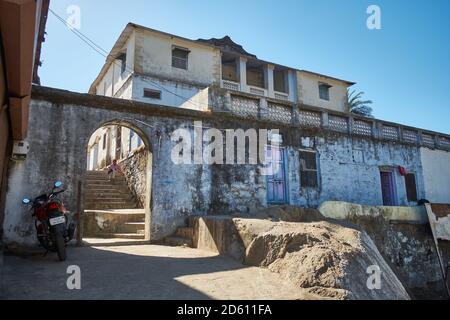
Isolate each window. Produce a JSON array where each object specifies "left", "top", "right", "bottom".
[
  {"left": 102, "top": 134, "right": 107, "bottom": 150},
  {"left": 300, "top": 150, "right": 318, "bottom": 188},
  {"left": 118, "top": 53, "right": 127, "bottom": 74},
  {"left": 319, "top": 83, "right": 331, "bottom": 101},
  {"left": 405, "top": 173, "right": 418, "bottom": 202},
  {"left": 143, "top": 88, "right": 162, "bottom": 100},
  {"left": 172, "top": 46, "right": 189, "bottom": 70}
]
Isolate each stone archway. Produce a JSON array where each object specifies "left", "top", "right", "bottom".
[{"left": 82, "top": 119, "right": 153, "bottom": 243}]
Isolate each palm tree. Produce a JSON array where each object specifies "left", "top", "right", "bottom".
[{"left": 347, "top": 90, "right": 374, "bottom": 118}]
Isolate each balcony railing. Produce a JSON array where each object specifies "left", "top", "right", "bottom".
[
  {"left": 248, "top": 85, "right": 267, "bottom": 97},
  {"left": 221, "top": 79, "right": 240, "bottom": 91},
  {"left": 220, "top": 92, "right": 450, "bottom": 152},
  {"left": 220, "top": 79, "right": 294, "bottom": 102},
  {"left": 274, "top": 91, "right": 289, "bottom": 101}
]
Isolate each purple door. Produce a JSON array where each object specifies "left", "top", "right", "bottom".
[
  {"left": 380, "top": 171, "right": 396, "bottom": 206},
  {"left": 267, "top": 146, "right": 287, "bottom": 204}
]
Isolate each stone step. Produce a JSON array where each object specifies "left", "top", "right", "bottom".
[
  {"left": 85, "top": 180, "right": 127, "bottom": 186},
  {"left": 85, "top": 186, "right": 130, "bottom": 191},
  {"left": 85, "top": 173, "right": 125, "bottom": 180},
  {"left": 95, "top": 233, "right": 145, "bottom": 240},
  {"left": 85, "top": 198, "right": 136, "bottom": 204},
  {"left": 176, "top": 227, "right": 194, "bottom": 239},
  {"left": 85, "top": 195, "right": 134, "bottom": 200},
  {"left": 85, "top": 203, "right": 138, "bottom": 210},
  {"left": 85, "top": 191, "right": 131, "bottom": 198},
  {"left": 122, "top": 222, "right": 145, "bottom": 234},
  {"left": 164, "top": 236, "right": 193, "bottom": 247},
  {"left": 85, "top": 175, "right": 126, "bottom": 180}
]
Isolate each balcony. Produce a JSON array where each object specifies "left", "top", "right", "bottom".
[
  {"left": 220, "top": 53, "right": 293, "bottom": 102},
  {"left": 221, "top": 79, "right": 240, "bottom": 91}
]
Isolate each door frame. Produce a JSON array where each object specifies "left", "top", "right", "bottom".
[
  {"left": 380, "top": 168, "right": 398, "bottom": 206},
  {"left": 265, "top": 145, "right": 289, "bottom": 205}
]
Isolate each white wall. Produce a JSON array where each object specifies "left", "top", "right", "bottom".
[
  {"left": 96, "top": 31, "right": 135, "bottom": 98},
  {"left": 132, "top": 75, "right": 209, "bottom": 110},
  {"left": 297, "top": 72, "right": 349, "bottom": 112},
  {"left": 134, "top": 29, "right": 221, "bottom": 86},
  {"left": 420, "top": 148, "right": 450, "bottom": 203}
]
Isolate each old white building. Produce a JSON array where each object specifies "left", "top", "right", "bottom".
[
  {"left": 87, "top": 23, "right": 450, "bottom": 206},
  {"left": 88, "top": 23, "right": 353, "bottom": 113}
]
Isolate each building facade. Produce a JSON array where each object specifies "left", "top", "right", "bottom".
[
  {"left": 89, "top": 24, "right": 353, "bottom": 114},
  {"left": 87, "top": 23, "right": 450, "bottom": 207},
  {"left": 0, "top": 0, "right": 49, "bottom": 241}
]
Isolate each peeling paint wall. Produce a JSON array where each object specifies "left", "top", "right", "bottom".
[
  {"left": 120, "top": 147, "right": 149, "bottom": 207},
  {"left": 134, "top": 29, "right": 221, "bottom": 85},
  {"left": 3, "top": 87, "right": 449, "bottom": 248},
  {"left": 420, "top": 147, "right": 450, "bottom": 203},
  {"left": 297, "top": 72, "right": 349, "bottom": 112}
]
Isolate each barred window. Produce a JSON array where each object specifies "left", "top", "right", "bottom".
[
  {"left": 172, "top": 47, "right": 189, "bottom": 70},
  {"left": 318, "top": 83, "right": 331, "bottom": 101},
  {"left": 118, "top": 53, "right": 127, "bottom": 74},
  {"left": 405, "top": 173, "right": 418, "bottom": 202},
  {"left": 300, "top": 150, "right": 318, "bottom": 188},
  {"left": 143, "top": 88, "right": 162, "bottom": 100}
]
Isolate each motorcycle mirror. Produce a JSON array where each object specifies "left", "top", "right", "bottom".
[
  {"left": 54, "top": 181, "right": 63, "bottom": 188},
  {"left": 22, "top": 198, "right": 31, "bottom": 204}
]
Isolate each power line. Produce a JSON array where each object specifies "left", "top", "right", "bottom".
[{"left": 48, "top": 9, "right": 209, "bottom": 110}]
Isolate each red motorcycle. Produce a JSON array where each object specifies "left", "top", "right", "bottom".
[{"left": 22, "top": 181, "right": 75, "bottom": 261}]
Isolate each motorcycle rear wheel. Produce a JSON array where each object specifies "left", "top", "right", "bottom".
[{"left": 55, "top": 233, "right": 67, "bottom": 261}]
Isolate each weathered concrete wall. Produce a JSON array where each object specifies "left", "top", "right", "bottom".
[
  {"left": 421, "top": 147, "right": 450, "bottom": 203},
  {"left": 96, "top": 31, "right": 135, "bottom": 97},
  {"left": 120, "top": 146, "right": 148, "bottom": 207},
  {"left": 134, "top": 28, "right": 221, "bottom": 86},
  {"left": 132, "top": 74, "right": 209, "bottom": 110},
  {"left": 285, "top": 134, "right": 425, "bottom": 207},
  {"left": 2, "top": 86, "right": 448, "bottom": 249},
  {"left": 317, "top": 201, "right": 447, "bottom": 299},
  {"left": 318, "top": 201, "right": 428, "bottom": 224},
  {"left": 297, "top": 72, "right": 349, "bottom": 113}
]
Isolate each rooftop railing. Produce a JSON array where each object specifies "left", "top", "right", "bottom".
[{"left": 221, "top": 92, "right": 450, "bottom": 152}]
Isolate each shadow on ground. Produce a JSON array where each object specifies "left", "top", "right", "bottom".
[{"left": 0, "top": 244, "right": 310, "bottom": 300}]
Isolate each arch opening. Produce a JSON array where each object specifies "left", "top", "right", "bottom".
[{"left": 83, "top": 120, "right": 152, "bottom": 245}]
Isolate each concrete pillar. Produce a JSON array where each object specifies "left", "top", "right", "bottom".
[
  {"left": 264, "top": 64, "right": 275, "bottom": 97},
  {"left": 287, "top": 70, "right": 297, "bottom": 102},
  {"left": 259, "top": 98, "right": 268, "bottom": 120},
  {"left": 321, "top": 112, "right": 329, "bottom": 129},
  {"left": 372, "top": 121, "right": 379, "bottom": 139},
  {"left": 238, "top": 57, "right": 247, "bottom": 92}
]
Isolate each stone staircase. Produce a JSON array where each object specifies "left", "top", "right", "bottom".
[
  {"left": 164, "top": 219, "right": 195, "bottom": 247},
  {"left": 84, "top": 170, "right": 145, "bottom": 240},
  {"left": 85, "top": 170, "right": 138, "bottom": 210}
]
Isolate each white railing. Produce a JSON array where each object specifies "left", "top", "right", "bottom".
[
  {"left": 248, "top": 85, "right": 267, "bottom": 97},
  {"left": 222, "top": 93, "right": 450, "bottom": 152},
  {"left": 221, "top": 80, "right": 240, "bottom": 91},
  {"left": 274, "top": 91, "right": 289, "bottom": 101}
]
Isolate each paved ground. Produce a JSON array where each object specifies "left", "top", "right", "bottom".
[{"left": 1, "top": 244, "right": 317, "bottom": 300}]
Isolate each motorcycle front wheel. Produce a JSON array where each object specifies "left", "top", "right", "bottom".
[{"left": 55, "top": 233, "right": 67, "bottom": 261}]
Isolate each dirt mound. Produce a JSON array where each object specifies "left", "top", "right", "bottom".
[{"left": 232, "top": 206, "right": 410, "bottom": 300}]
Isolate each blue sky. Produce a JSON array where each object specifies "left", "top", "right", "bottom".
[{"left": 41, "top": 0, "right": 450, "bottom": 134}]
